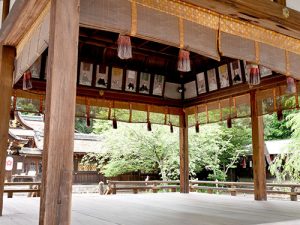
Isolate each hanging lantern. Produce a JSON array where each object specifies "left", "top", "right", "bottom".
[
  {"left": 23, "top": 70, "right": 32, "bottom": 90},
  {"left": 177, "top": 49, "right": 191, "bottom": 72},
  {"left": 286, "top": 77, "right": 296, "bottom": 94},
  {"left": 170, "top": 122, "right": 174, "bottom": 133},
  {"left": 227, "top": 117, "right": 232, "bottom": 128},
  {"left": 195, "top": 121, "right": 200, "bottom": 133},
  {"left": 117, "top": 35, "right": 132, "bottom": 60},
  {"left": 248, "top": 64, "right": 260, "bottom": 86},
  {"left": 277, "top": 109, "right": 283, "bottom": 121}
]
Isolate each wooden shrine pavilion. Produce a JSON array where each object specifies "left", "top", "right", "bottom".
[{"left": 0, "top": 0, "right": 300, "bottom": 224}]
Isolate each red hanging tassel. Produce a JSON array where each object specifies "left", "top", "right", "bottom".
[
  {"left": 286, "top": 77, "right": 296, "bottom": 94},
  {"left": 195, "top": 121, "right": 200, "bottom": 133},
  {"left": 248, "top": 64, "right": 260, "bottom": 86},
  {"left": 10, "top": 95, "right": 17, "bottom": 120},
  {"left": 177, "top": 49, "right": 191, "bottom": 72},
  {"left": 227, "top": 117, "right": 232, "bottom": 128},
  {"left": 117, "top": 35, "right": 132, "bottom": 60},
  {"left": 23, "top": 70, "right": 33, "bottom": 90},
  {"left": 86, "top": 105, "right": 91, "bottom": 127},
  {"left": 39, "top": 96, "right": 43, "bottom": 114},
  {"left": 241, "top": 157, "right": 246, "bottom": 169},
  {"left": 112, "top": 118, "right": 117, "bottom": 129},
  {"left": 277, "top": 109, "right": 283, "bottom": 121},
  {"left": 170, "top": 122, "right": 174, "bottom": 133}
]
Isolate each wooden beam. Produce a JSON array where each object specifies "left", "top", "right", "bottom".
[
  {"left": 250, "top": 90, "right": 267, "bottom": 201},
  {"left": 0, "top": 46, "right": 16, "bottom": 216},
  {"left": 39, "top": 0, "right": 79, "bottom": 225},
  {"left": 274, "top": 0, "right": 286, "bottom": 6},
  {"left": 2, "top": 0, "right": 10, "bottom": 22},
  {"left": 179, "top": 111, "right": 189, "bottom": 193},
  {"left": 0, "top": 0, "right": 49, "bottom": 46}
]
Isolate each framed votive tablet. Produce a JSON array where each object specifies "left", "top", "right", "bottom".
[
  {"left": 79, "top": 62, "right": 93, "bottom": 86},
  {"left": 218, "top": 64, "right": 230, "bottom": 88},
  {"left": 231, "top": 60, "right": 243, "bottom": 85},
  {"left": 111, "top": 67, "right": 123, "bottom": 90},
  {"left": 259, "top": 65, "right": 272, "bottom": 78},
  {"left": 196, "top": 72, "right": 207, "bottom": 94},
  {"left": 139, "top": 72, "right": 151, "bottom": 94},
  {"left": 95, "top": 65, "right": 108, "bottom": 88},
  {"left": 207, "top": 68, "right": 218, "bottom": 91},
  {"left": 125, "top": 70, "right": 137, "bottom": 92},
  {"left": 153, "top": 75, "right": 164, "bottom": 96}
]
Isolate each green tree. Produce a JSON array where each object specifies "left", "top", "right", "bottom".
[
  {"left": 82, "top": 119, "right": 250, "bottom": 181},
  {"left": 264, "top": 110, "right": 294, "bottom": 140},
  {"left": 270, "top": 112, "right": 300, "bottom": 182}
]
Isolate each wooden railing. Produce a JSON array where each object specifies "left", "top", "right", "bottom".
[
  {"left": 4, "top": 182, "right": 41, "bottom": 198},
  {"left": 105, "top": 180, "right": 180, "bottom": 195},
  {"left": 106, "top": 180, "right": 300, "bottom": 201},
  {"left": 189, "top": 180, "right": 300, "bottom": 201}
]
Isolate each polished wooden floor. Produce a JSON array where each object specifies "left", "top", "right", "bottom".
[{"left": 1, "top": 193, "right": 300, "bottom": 225}]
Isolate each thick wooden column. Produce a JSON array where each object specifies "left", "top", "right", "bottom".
[
  {"left": 250, "top": 91, "right": 267, "bottom": 201},
  {"left": 0, "top": 46, "right": 15, "bottom": 216},
  {"left": 39, "top": 1, "right": 79, "bottom": 225},
  {"left": 0, "top": 0, "right": 14, "bottom": 216},
  {"left": 179, "top": 111, "right": 189, "bottom": 193}
]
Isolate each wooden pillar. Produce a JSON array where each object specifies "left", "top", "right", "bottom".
[
  {"left": 39, "top": 1, "right": 79, "bottom": 225},
  {"left": 0, "top": 46, "right": 15, "bottom": 216},
  {"left": 179, "top": 111, "right": 189, "bottom": 193},
  {"left": 250, "top": 91, "right": 267, "bottom": 201}
]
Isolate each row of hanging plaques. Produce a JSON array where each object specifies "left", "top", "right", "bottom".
[
  {"left": 77, "top": 60, "right": 273, "bottom": 99},
  {"left": 27, "top": 57, "right": 274, "bottom": 99}
]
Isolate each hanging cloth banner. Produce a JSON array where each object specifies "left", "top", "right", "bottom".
[{"left": 14, "top": 3, "right": 50, "bottom": 84}]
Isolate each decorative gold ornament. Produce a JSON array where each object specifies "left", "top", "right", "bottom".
[{"left": 99, "top": 90, "right": 105, "bottom": 96}]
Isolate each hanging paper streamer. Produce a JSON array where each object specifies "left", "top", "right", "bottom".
[
  {"left": 177, "top": 49, "right": 191, "bottom": 72},
  {"left": 117, "top": 35, "right": 132, "bottom": 60},
  {"left": 23, "top": 70, "right": 33, "bottom": 90},
  {"left": 248, "top": 64, "right": 260, "bottom": 86},
  {"left": 286, "top": 77, "right": 296, "bottom": 94}
]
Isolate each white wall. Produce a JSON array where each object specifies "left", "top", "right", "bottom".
[{"left": 287, "top": 0, "right": 300, "bottom": 12}]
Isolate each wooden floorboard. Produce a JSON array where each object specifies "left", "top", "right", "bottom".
[{"left": 0, "top": 193, "right": 300, "bottom": 225}]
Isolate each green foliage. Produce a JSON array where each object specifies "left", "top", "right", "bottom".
[
  {"left": 189, "top": 120, "right": 250, "bottom": 181},
  {"left": 82, "top": 123, "right": 178, "bottom": 180},
  {"left": 82, "top": 118, "right": 250, "bottom": 181},
  {"left": 270, "top": 112, "right": 300, "bottom": 182},
  {"left": 264, "top": 110, "right": 294, "bottom": 140}
]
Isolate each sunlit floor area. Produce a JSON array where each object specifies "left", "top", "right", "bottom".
[{"left": 1, "top": 193, "right": 300, "bottom": 225}]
